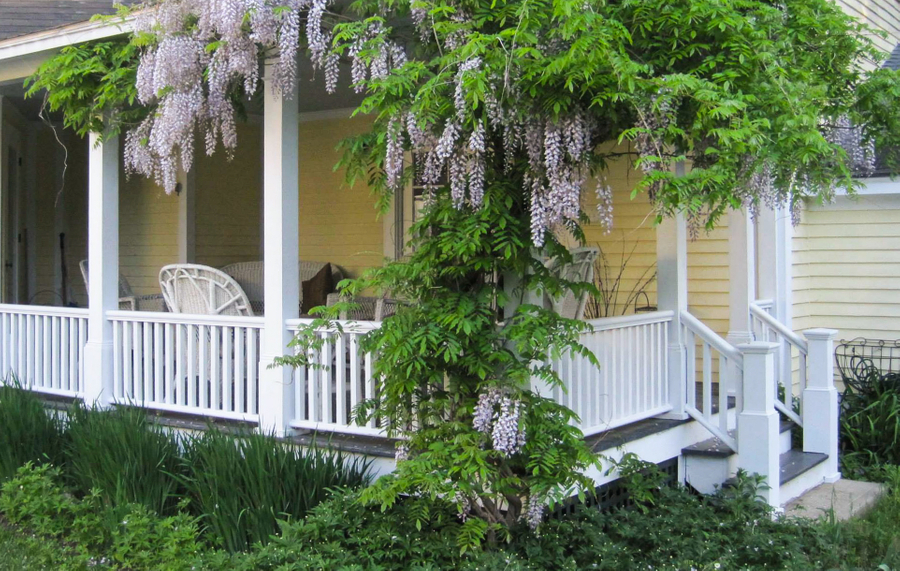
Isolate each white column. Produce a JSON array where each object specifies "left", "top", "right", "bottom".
[
  {"left": 736, "top": 341, "right": 780, "bottom": 506},
  {"left": 657, "top": 210, "right": 689, "bottom": 419},
  {"left": 756, "top": 208, "right": 776, "bottom": 304},
  {"left": 25, "top": 127, "right": 37, "bottom": 302},
  {"left": 803, "top": 328, "right": 840, "bottom": 482},
  {"left": 82, "top": 132, "right": 119, "bottom": 407},
  {"left": 0, "top": 96, "right": 6, "bottom": 304},
  {"left": 727, "top": 208, "right": 755, "bottom": 345},
  {"left": 258, "top": 58, "right": 300, "bottom": 436},
  {"left": 177, "top": 168, "right": 196, "bottom": 263}
]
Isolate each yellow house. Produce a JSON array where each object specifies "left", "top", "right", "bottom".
[{"left": 0, "top": 0, "right": 894, "bottom": 507}]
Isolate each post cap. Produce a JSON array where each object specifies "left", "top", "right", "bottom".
[
  {"left": 803, "top": 328, "right": 838, "bottom": 341},
  {"left": 735, "top": 341, "right": 780, "bottom": 354}
]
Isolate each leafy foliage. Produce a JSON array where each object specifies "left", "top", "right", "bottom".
[
  {"left": 840, "top": 368, "right": 900, "bottom": 481},
  {"left": 25, "top": 37, "right": 145, "bottom": 139},
  {"left": 1, "top": 463, "right": 202, "bottom": 571},
  {"left": 0, "top": 378, "right": 66, "bottom": 482},
  {"left": 280, "top": 180, "right": 601, "bottom": 545},
  {"left": 180, "top": 429, "right": 372, "bottom": 552}
]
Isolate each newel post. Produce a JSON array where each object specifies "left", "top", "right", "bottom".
[
  {"left": 656, "top": 210, "right": 688, "bottom": 419},
  {"left": 258, "top": 57, "right": 300, "bottom": 436},
  {"left": 803, "top": 328, "right": 840, "bottom": 482},
  {"left": 736, "top": 341, "right": 780, "bottom": 506},
  {"left": 82, "top": 132, "right": 119, "bottom": 407}
]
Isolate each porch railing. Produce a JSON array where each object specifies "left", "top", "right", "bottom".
[
  {"left": 107, "top": 311, "right": 263, "bottom": 422},
  {"left": 286, "top": 319, "right": 383, "bottom": 436},
  {"left": 548, "top": 311, "right": 673, "bottom": 437},
  {"left": 750, "top": 301, "right": 806, "bottom": 427},
  {"left": 681, "top": 311, "right": 741, "bottom": 451},
  {"left": 0, "top": 304, "right": 88, "bottom": 398}
]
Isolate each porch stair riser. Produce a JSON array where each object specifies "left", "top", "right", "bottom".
[{"left": 681, "top": 421, "right": 830, "bottom": 505}]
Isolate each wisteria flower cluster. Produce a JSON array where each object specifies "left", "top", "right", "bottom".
[
  {"left": 126, "top": 0, "right": 338, "bottom": 193},
  {"left": 473, "top": 389, "right": 527, "bottom": 456}
]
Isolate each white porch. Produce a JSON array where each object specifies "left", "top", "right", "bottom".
[{"left": 0, "top": 48, "right": 842, "bottom": 508}]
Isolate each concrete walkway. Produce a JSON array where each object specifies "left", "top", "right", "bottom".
[{"left": 784, "top": 479, "right": 886, "bottom": 521}]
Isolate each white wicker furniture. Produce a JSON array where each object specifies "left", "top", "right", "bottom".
[
  {"left": 325, "top": 293, "right": 397, "bottom": 321},
  {"left": 220, "top": 261, "right": 344, "bottom": 314},
  {"left": 79, "top": 260, "right": 166, "bottom": 312},
  {"left": 159, "top": 264, "right": 254, "bottom": 316},
  {"left": 545, "top": 247, "right": 598, "bottom": 320}
]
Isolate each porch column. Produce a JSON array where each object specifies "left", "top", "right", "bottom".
[
  {"left": 258, "top": 58, "right": 300, "bottom": 436},
  {"left": 803, "top": 328, "right": 840, "bottom": 482},
  {"left": 757, "top": 206, "right": 793, "bottom": 384},
  {"left": 656, "top": 210, "right": 688, "bottom": 419},
  {"left": 736, "top": 341, "right": 780, "bottom": 506},
  {"left": 82, "top": 132, "right": 119, "bottom": 407},
  {"left": 727, "top": 208, "right": 755, "bottom": 345},
  {"left": 177, "top": 168, "right": 196, "bottom": 263}
]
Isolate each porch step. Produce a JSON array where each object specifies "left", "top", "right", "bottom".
[
  {"left": 681, "top": 420, "right": 794, "bottom": 459},
  {"left": 682, "top": 421, "right": 798, "bottom": 495},
  {"left": 780, "top": 449, "right": 828, "bottom": 486}
]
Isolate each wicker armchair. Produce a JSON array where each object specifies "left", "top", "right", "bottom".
[
  {"left": 326, "top": 293, "right": 397, "bottom": 321},
  {"left": 159, "top": 264, "right": 254, "bottom": 316},
  {"left": 79, "top": 260, "right": 166, "bottom": 312},
  {"left": 220, "top": 261, "right": 345, "bottom": 314},
  {"left": 544, "top": 247, "right": 598, "bottom": 320}
]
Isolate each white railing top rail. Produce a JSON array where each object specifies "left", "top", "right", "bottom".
[
  {"left": 753, "top": 298, "right": 774, "bottom": 311},
  {"left": 584, "top": 310, "right": 674, "bottom": 331},
  {"left": 749, "top": 302, "right": 808, "bottom": 354},
  {"left": 0, "top": 304, "right": 89, "bottom": 318},
  {"left": 680, "top": 311, "right": 742, "bottom": 363},
  {"left": 107, "top": 310, "right": 265, "bottom": 328},
  {"left": 285, "top": 318, "right": 382, "bottom": 333}
]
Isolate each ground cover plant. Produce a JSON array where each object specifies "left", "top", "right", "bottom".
[{"left": 3, "top": 446, "right": 900, "bottom": 570}]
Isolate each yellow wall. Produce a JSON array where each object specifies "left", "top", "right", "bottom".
[
  {"left": 119, "top": 164, "right": 179, "bottom": 297},
  {"left": 298, "top": 114, "right": 383, "bottom": 279},
  {"left": 793, "top": 194, "right": 900, "bottom": 341},
  {"left": 195, "top": 122, "right": 263, "bottom": 269},
  {"left": 837, "top": 0, "right": 900, "bottom": 59}
]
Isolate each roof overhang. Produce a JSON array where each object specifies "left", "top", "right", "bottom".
[{"left": 0, "top": 16, "right": 132, "bottom": 84}]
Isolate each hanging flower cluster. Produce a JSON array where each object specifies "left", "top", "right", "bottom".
[
  {"left": 473, "top": 389, "right": 526, "bottom": 456},
  {"left": 826, "top": 115, "right": 877, "bottom": 176},
  {"left": 522, "top": 493, "right": 546, "bottom": 531},
  {"left": 126, "top": 0, "right": 336, "bottom": 193}
]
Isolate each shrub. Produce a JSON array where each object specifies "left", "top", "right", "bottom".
[
  {"left": 64, "top": 404, "right": 183, "bottom": 515},
  {"left": 840, "top": 369, "right": 900, "bottom": 480},
  {"left": 1, "top": 463, "right": 203, "bottom": 571},
  {"left": 0, "top": 380, "right": 66, "bottom": 481},
  {"left": 180, "top": 429, "right": 373, "bottom": 552}
]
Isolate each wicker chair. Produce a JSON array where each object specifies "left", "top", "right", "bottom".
[
  {"left": 79, "top": 260, "right": 166, "bottom": 312},
  {"left": 544, "top": 247, "right": 598, "bottom": 320},
  {"left": 159, "top": 264, "right": 254, "bottom": 316},
  {"left": 326, "top": 293, "right": 397, "bottom": 321},
  {"left": 220, "top": 261, "right": 345, "bottom": 315}
]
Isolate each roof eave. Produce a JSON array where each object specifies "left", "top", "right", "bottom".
[{"left": 0, "top": 16, "right": 133, "bottom": 64}]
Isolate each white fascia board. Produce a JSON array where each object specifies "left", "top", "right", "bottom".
[
  {"left": 0, "top": 17, "right": 133, "bottom": 67},
  {"left": 847, "top": 176, "right": 900, "bottom": 195}
]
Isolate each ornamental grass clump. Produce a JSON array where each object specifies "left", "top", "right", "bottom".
[
  {"left": 64, "top": 404, "right": 184, "bottom": 516},
  {"left": 180, "top": 429, "right": 372, "bottom": 553},
  {"left": 0, "top": 378, "right": 66, "bottom": 482}
]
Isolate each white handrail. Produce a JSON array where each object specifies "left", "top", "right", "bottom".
[
  {"left": 107, "top": 310, "right": 264, "bottom": 328},
  {"left": 749, "top": 303, "right": 808, "bottom": 354},
  {"left": 0, "top": 304, "right": 89, "bottom": 318},
  {"left": 286, "top": 318, "right": 381, "bottom": 333},
  {"left": 680, "top": 311, "right": 742, "bottom": 363},
  {"left": 585, "top": 310, "right": 674, "bottom": 331}
]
